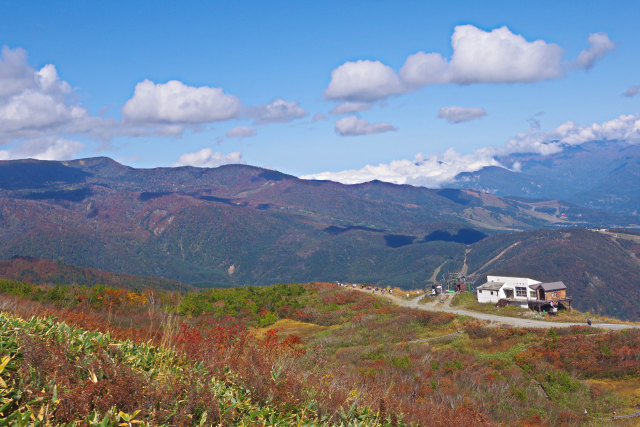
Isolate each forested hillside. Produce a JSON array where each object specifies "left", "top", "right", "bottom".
[
  {"left": 0, "top": 256, "right": 189, "bottom": 291},
  {"left": 0, "top": 157, "right": 632, "bottom": 288},
  {"left": 467, "top": 229, "right": 640, "bottom": 320}
]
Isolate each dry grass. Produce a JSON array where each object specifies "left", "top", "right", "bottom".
[
  {"left": 586, "top": 378, "right": 640, "bottom": 411},
  {"left": 394, "top": 288, "right": 426, "bottom": 299},
  {"left": 252, "top": 318, "right": 329, "bottom": 339}
]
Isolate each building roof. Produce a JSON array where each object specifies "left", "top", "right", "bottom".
[
  {"left": 537, "top": 281, "right": 567, "bottom": 291},
  {"left": 477, "top": 281, "right": 504, "bottom": 291}
]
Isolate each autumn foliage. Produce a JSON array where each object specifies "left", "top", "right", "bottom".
[{"left": 0, "top": 279, "right": 638, "bottom": 425}]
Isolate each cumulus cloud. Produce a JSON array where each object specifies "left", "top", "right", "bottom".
[
  {"left": 574, "top": 32, "right": 615, "bottom": 70},
  {"left": 398, "top": 52, "right": 450, "bottom": 87},
  {"left": 174, "top": 148, "right": 243, "bottom": 168},
  {"left": 324, "top": 25, "right": 567, "bottom": 102},
  {"left": 325, "top": 25, "right": 611, "bottom": 102},
  {"left": 401, "top": 25, "right": 564, "bottom": 87},
  {"left": 448, "top": 25, "right": 564, "bottom": 83},
  {"left": 329, "top": 102, "right": 372, "bottom": 115},
  {"left": 622, "top": 85, "right": 639, "bottom": 98},
  {"left": 225, "top": 125, "right": 256, "bottom": 139},
  {"left": 0, "top": 137, "right": 84, "bottom": 161},
  {"left": 122, "top": 80, "right": 241, "bottom": 124},
  {"left": 334, "top": 116, "right": 396, "bottom": 136},
  {"left": 437, "top": 106, "right": 486, "bottom": 124},
  {"left": 250, "top": 98, "right": 307, "bottom": 124},
  {"left": 304, "top": 114, "right": 640, "bottom": 187},
  {"left": 0, "top": 46, "right": 99, "bottom": 143},
  {"left": 0, "top": 90, "right": 90, "bottom": 134},
  {"left": 0, "top": 46, "right": 39, "bottom": 98},
  {"left": 324, "top": 60, "right": 405, "bottom": 102}
]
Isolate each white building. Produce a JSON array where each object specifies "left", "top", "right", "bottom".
[{"left": 476, "top": 275, "right": 540, "bottom": 307}]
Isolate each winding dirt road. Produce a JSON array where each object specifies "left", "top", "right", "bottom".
[{"left": 354, "top": 287, "right": 638, "bottom": 330}]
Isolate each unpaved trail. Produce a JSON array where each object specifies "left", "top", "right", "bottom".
[
  {"left": 429, "top": 260, "right": 447, "bottom": 283},
  {"left": 469, "top": 241, "right": 520, "bottom": 277},
  {"left": 351, "top": 288, "right": 639, "bottom": 330},
  {"left": 461, "top": 248, "right": 470, "bottom": 276}
]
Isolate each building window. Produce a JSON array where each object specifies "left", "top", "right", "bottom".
[
  {"left": 530, "top": 291, "right": 536, "bottom": 299},
  {"left": 478, "top": 290, "right": 482, "bottom": 293},
  {"left": 515, "top": 287, "right": 527, "bottom": 297}
]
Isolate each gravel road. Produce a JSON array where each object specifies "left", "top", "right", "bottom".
[{"left": 354, "top": 288, "right": 639, "bottom": 330}]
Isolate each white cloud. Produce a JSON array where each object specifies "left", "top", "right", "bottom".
[
  {"left": 0, "top": 137, "right": 84, "bottom": 160},
  {"left": 402, "top": 25, "right": 564, "bottom": 87},
  {"left": 0, "top": 46, "right": 37, "bottom": 98},
  {"left": 437, "top": 106, "right": 486, "bottom": 124},
  {"left": 504, "top": 114, "right": 640, "bottom": 155},
  {"left": 174, "top": 148, "right": 243, "bottom": 168},
  {"left": 326, "top": 25, "right": 570, "bottom": 102},
  {"left": 324, "top": 60, "right": 405, "bottom": 102},
  {"left": 334, "top": 116, "right": 396, "bottom": 136},
  {"left": 447, "top": 25, "right": 565, "bottom": 83},
  {"left": 574, "top": 32, "right": 615, "bottom": 70},
  {"left": 303, "top": 148, "right": 501, "bottom": 187},
  {"left": 0, "top": 90, "right": 89, "bottom": 133},
  {"left": 225, "top": 125, "right": 256, "bottom": 139},
  {"left": 399, "top": 52, "right": 450, "bottom": 87},
  {"left": 0, "top": 46, "right": 95, "bottom": 141},
  {"left": 251, "top": 98, "right": 307, "bottom": 124},
  {"left": 622, "top": 85, "right": 639, "bottom": 98},
  {"left": 329, "top": 102, "right": 372, "bottom": 115},
  {"left": 122, "top": 79, "right": 242, "bottom": 124},
  {"left": 36, "top": 64, "right": 71, "bottom": 94},
  {"left": 305, "top": 114, "right": 640, "bottom": 187}
]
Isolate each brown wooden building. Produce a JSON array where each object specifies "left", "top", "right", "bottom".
[{"left": 528, "top": 281, "right": 572, "bottom": 312}]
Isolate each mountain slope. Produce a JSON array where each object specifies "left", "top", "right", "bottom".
[
  {"left": 0, "top": 256, "right": 189, "bottom": 291},
  {"left": 1, "top": 157, "right": 639, "bottom": 320},
  {"left": 453, "top": 140, "right": 640, "bottom": 215},
  {"left": 466, "top": 228, "right": 640, "bottom": 320}
]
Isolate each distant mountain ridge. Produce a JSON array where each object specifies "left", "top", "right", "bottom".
[
  {"left": 452, "top": 140, "right": 640, "bottom": 215},
  {"left": 0, "top": 256, "right": 190, "bottom": 292},
  {"left": 1, "top": 156, "right": 640, "bottom": 319}
]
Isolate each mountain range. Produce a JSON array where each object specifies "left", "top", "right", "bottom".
[
  {"left": 452, "top": 140, "right": 640, "bottom": 216},
  {"left": 1, "top": 153, "right": 639, "bottom": 319}
]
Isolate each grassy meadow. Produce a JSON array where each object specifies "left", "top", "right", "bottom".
[{"left": 0, "top": 279, "right": 639, "bottom": 425}]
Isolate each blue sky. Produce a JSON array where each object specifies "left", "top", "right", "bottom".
[{"left": 1, "top": 0, "right": 639, "bottom": 186}]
